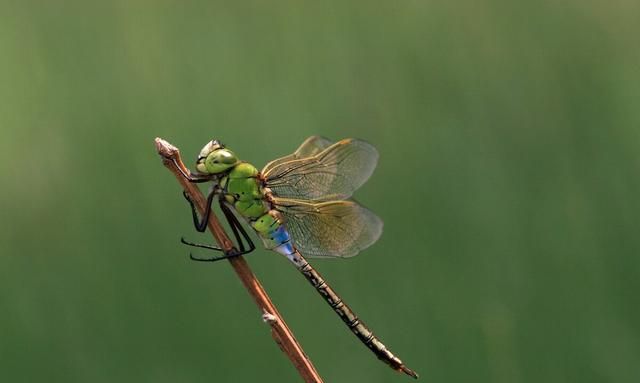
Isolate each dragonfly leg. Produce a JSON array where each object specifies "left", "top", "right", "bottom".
[
  {"left": 219, "top": 199, "right": 255, "bottom": 254},
  {"left": 181, "top": 200, "right": 256, "bottom": 263},
  {"left": 182, "top": 236, "right": 254, "bottom": 262},
  {"left": 180, "top": 189, "right": 226, "bottom": 256},
  {"left": 187, "top": 241, "right": 255, "bottom": 262},
  {"left": 172, "top": 159, "right": 211, "bottom": 183},
  {"left": 219, "top": 200, "right": 244, "bottom": 252},
  {"left": 188, "top": 247, "right": 250, "bottom": 262},
  {"left": 180, "top": 237, "right": 222, "bottom": 252},
  {"left": 182, "top": 189, "right": 215, "bottom": 232}
]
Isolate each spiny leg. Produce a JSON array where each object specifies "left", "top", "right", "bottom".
[
  {"left": 183, "top": 231, "right": 245, "bottom": 263},
  {"left": 183, "top": 201, "right": 256, "bottom": 263},
  {"left": 179, "top": 197, "right": 248, "bottom": 252},
  {"left": 190, "top": 201, "right": 256, "bottom": 261},
  {"left": 180, "top": 237, "right": 222, "bottom": 252},
  {"left": 232, "top": 211, "right": 255, "bottom": 253},
  {"left": 181, "top": 188, "right": 221, "bottom": 252},
  {"left": 172, "top": 159, "right": 211, "bottom": 183},
  {"left": 219, "top": 200, "right": 244, "bottom": 252},
  {"left": 189, "top": 251, "right": 240, "bottom": 263},
  {"left": 187, "top": 233, "right": 254, "bottom": 263},
  {"left": 182, "top": 189, "right": 215, "bottom": 232},
  {"left": 219, "top": 199, "right": 255, "bottom": 254}
]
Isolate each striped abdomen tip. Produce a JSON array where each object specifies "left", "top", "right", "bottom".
[{"left": 400, "top": 365, "right": 419, "bottom": 379}]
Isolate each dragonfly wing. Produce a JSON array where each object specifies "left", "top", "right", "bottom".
[
  {"left": 273, "top": 197, "right": 383, "bottom": 258},
  {"left": 263, "top": 138, "right": 379, "bottom": 201},
  {"left": 293, "top": 136, "right": 335, "bottom": 158},
  {"left": 261, "top": 136, "right": 334, "bottom": 175}
]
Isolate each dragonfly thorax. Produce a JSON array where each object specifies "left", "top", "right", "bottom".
[
  {"left": 218, "top": 162, "right": 291, "bottom": 255},
  {"left": 220, "top": 162, "right": 270, "bottom": 221}
]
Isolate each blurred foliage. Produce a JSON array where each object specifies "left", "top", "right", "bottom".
[{"left": 1, "top": 1, "right": 639, "bottom": 382}]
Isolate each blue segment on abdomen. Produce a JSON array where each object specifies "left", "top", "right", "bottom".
[
  {"left": 260, "top": 224, "right": 295, "bottom": 257},
  {"left": 271, "top": 225, "right": 290, "bottom": 245},
  {"left": 275, "top": 241, "right": 296, "bottom": 258}
]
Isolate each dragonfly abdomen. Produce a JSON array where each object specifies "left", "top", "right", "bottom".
[
  {"left": 251, "top": 209, "right": 417, "bottom": 377},
  {"left": 289, "top": 249, "right": 419, "bottom": 379}
]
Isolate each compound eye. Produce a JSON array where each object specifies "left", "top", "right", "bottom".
[{"left": 204, "top": 149, "right": 237, "bottom": 173}]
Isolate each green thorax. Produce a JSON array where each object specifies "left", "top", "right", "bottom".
[
  {"left": 220, "top": 162, "right": 268, "bottom": 219},
  {"left": 220, "top": 162, "right": 286, "bottom": 250}
]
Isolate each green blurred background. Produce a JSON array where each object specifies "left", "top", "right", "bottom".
[{"left": 1, "top": 1, "right": 639, "bottom": 382}]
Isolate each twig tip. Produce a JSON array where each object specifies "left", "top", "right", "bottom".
[{"left": 155, "top": 137, "right": 179, "bottom": 159}]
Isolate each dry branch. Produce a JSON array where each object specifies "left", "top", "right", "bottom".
[{"left": 155, "top": 137, "right": 323, "bottom": 383}]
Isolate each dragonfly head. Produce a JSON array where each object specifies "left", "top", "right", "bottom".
[{"left": 195, "top": 140, "right": 239, "bottom": 174}]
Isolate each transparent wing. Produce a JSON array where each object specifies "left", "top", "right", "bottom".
[
  {"left": 273, "top": 197, "right": 383, "bottom": 258},
  {"left": 261, "top": 136, "right": 334, "bottom": 175},
  {"left": 262, "top": 138, "right": 379, "bottom": 201}
]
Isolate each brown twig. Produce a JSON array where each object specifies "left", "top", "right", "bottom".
[{"left": 154, "top": 137, "right": 323, "bottom": 383}]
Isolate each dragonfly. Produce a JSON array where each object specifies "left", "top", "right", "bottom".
[{"left": 177, "top": 136, "right": 418, "bottom": 379}]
